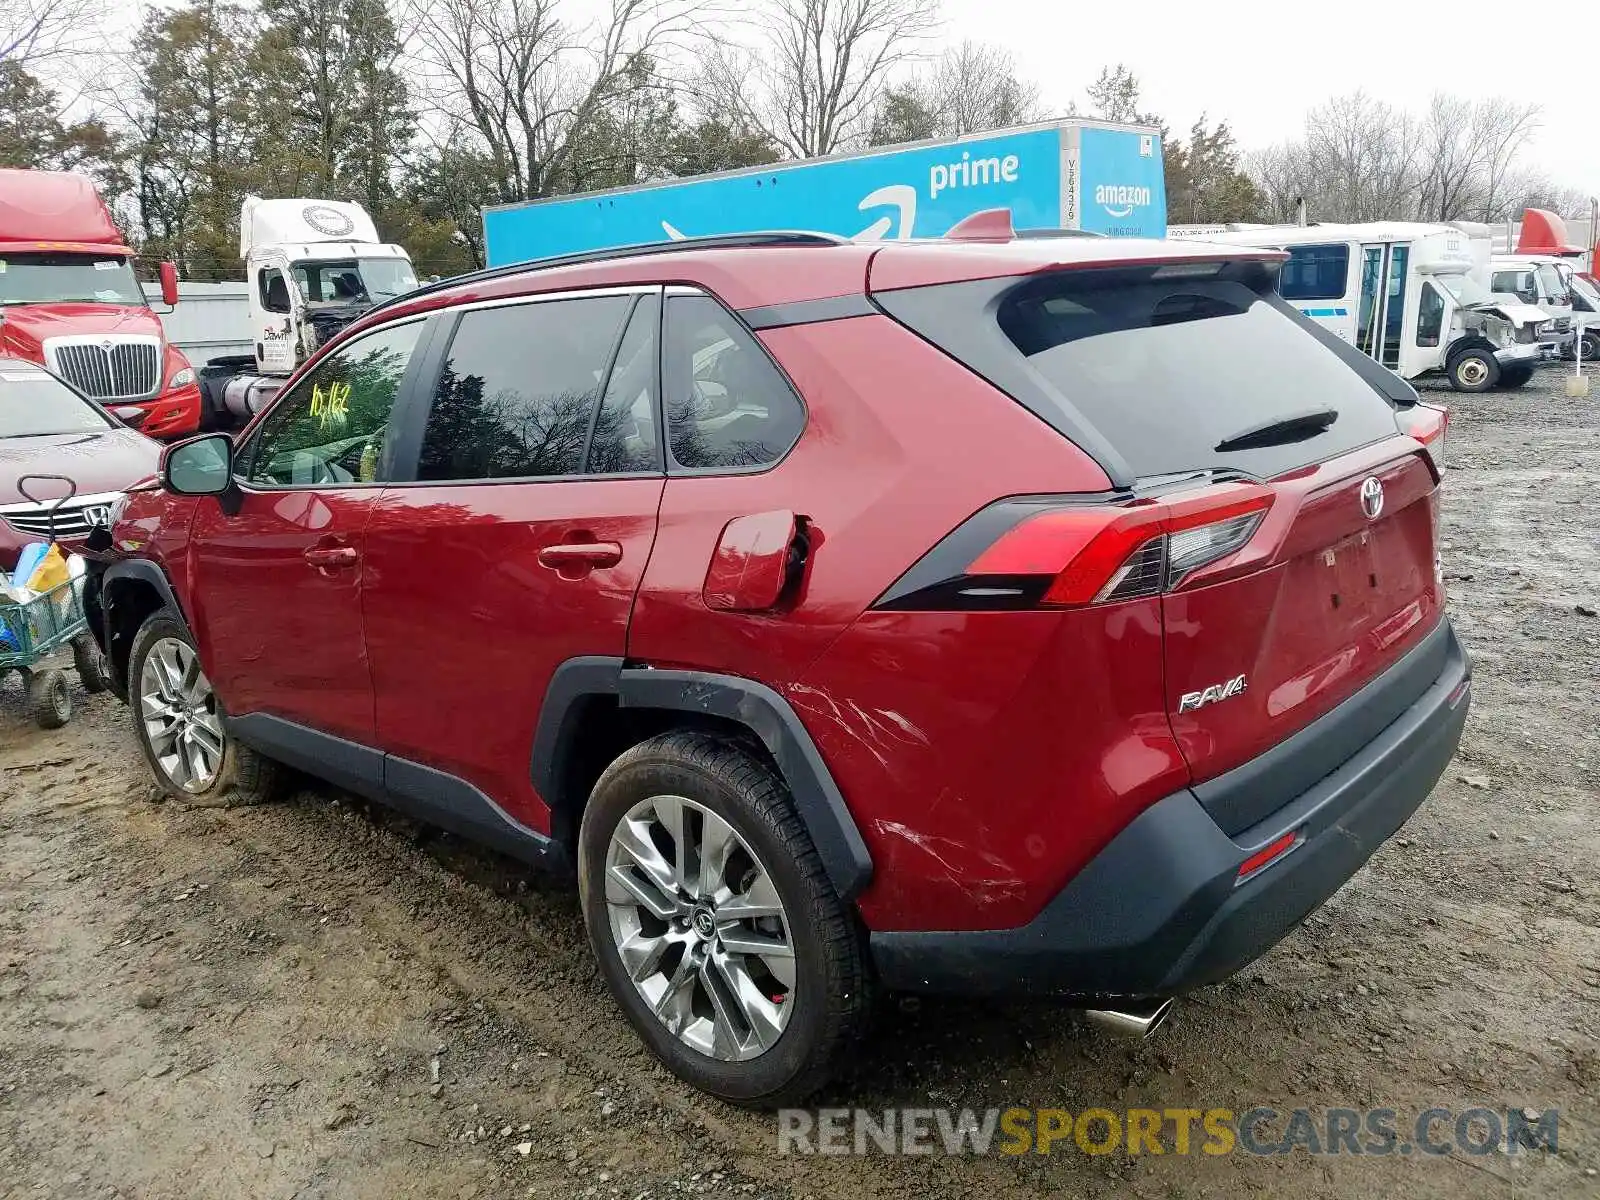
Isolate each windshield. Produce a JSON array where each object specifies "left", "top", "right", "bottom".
[
  {"left": 1536, "top": 264, "right": 1570, "bottom": 306},
  {"left": 0, "top": 367, "right": 113, "bottom": 437},
  {"left": 0, "top": 252, "right": 144, "bottom": 307},
  {"left": 1437, "top": 273, "right": 1494, "bottom": 306},
  {"left": 293, "top": 257, "right": 417, "bottom": 305},
  {"left": 1570, "top": 274, "right": 1600, "bottom": 310}
]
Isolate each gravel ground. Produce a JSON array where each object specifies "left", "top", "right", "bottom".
[{"left": 2, "top": 364, "right": 1597, "bottom": 1200}]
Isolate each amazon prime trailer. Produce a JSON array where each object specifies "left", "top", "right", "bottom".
[{"left": 482, "top": 120, "right": 1166, "bottom": 266}]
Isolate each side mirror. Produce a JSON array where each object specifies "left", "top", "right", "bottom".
[
  {"left": 162, "top": 433, "right": 234, "bottom": 497},
  {"left": 109, "top": 404, "right": 149, "bottom": 430},
  {"left": 159, "top": 262, "right": 180, "bottom": 308}
]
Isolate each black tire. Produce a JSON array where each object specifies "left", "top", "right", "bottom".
[
  {"left": 1447, "top": 348, "right": 1499, "bottom": 393},
  {"left": 127, "top": 609, "right": 284, "bottom": 804},
  {"left": 1499, "top": 363, "right": 1535, "bottom": 389},
  {"left": 72, "top": 634, "right": 111, "bottom": 694},
  {"left": 578, "top": 731, "right": 871, "bottom": 1108},
  {"left": 1581, "top": 332, "right": 1600, "bottom": 364},
  {"left": 28, "top": 668, "right": 72, "bottom": 729}
]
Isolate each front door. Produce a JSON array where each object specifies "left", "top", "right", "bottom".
[
  {"left": 188, "top": 317, "right": 427, "bottom": 744},
  {"left": 362, "top": 290, "right": 664, "bottom": 833}
]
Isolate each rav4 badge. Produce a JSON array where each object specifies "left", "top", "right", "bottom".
[{"left": 1177, "top": 674, "right": 1249, "bottom": 714}]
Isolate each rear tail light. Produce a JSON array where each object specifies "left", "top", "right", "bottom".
[
  {"left": 875, "top": 483, "right": 1273, "bottom": 611},
  {"left": 1398, "top": 402, "right": 1447, "bottom": 472}
]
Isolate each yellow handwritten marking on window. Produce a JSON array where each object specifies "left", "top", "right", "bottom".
[{"left": 310, "top": 380, "right": 351, "bottom": 430}]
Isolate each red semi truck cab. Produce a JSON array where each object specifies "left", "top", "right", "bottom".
[{"left": 0, "top": 169, "right": 200, "bottom": 438}]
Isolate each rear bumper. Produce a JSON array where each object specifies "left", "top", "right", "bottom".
[{"left": 870, "top": 617, "right": 1471, "bottom": 997}]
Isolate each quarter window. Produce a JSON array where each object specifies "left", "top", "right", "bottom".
[
  {"left": 1279, "top": 245, "right": 1349, "bottom": 302},
  {"left": 417, "top": 296, "right": 632, "bottom": 481},
  {"left": 663, "top": 294, "right": 805, "bottom": 471},
  {"left": 242, "top": 320, "right": 421, "bottom": 487}
]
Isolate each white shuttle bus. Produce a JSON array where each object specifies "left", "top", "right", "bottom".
[{"left": 1175, "top": 223, "right": 1549, "bottom": 392}]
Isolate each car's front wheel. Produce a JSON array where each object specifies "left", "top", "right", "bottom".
[
  {"left": 1448, "top": 348, "right": 1499, "bottom": 393},
  {"left": 578, "top": 732, "right": 870, "bottom": 1107},
  {"left": 128, "top": 610, "right": 283, "bottom": 804}
]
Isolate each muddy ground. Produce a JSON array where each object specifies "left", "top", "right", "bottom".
[{"left": 3, "top": 365, "right": 1597, "bottom": 1200}]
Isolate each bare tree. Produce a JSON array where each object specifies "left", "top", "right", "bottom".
[
  {"left": 1249, "top": 90, "right": 1543, "bottom": 225},
  {"left": 410, "top": 0, "right": 703, "bottom": 202},
  {"left": 933, "top": 41, "right": 1040, "bottom": 138},
  {"left": 868, "top": 40, "right": 1041, "bottom": 146},
  {"left": 1473, "top": 97, "right": 1542, "bottom": 220},
  {"left": 0, "top": 0, "right": 101, "bottom": 69},
  {"left": 705, "top": 0, "right": 940, "bottom": 158}
]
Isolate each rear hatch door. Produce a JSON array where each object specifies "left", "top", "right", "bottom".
[{"left": 876, "top": 255, "right": 1445, "bottom": 832}]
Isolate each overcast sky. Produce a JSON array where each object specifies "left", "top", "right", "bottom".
[
  {"left": 943, "top": 0, "right": 1598, "bottom": 201},
  {"left": 77, "top": 0, "right": 1598, "bottom": 204}
]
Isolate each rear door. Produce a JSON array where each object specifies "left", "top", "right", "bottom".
[{"left": 361, "top": 289, "right": 665, "bottom": 834}]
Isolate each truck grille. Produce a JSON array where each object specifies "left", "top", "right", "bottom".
[
  {"left": 1551, "top": 317, "right": 1572, "bottom": 334},
  {"left": 46, "top": 338, "right": 161, "bottom": 400},
  {"left": 0, "top": 492, "right": 123, "bottom": 540}
]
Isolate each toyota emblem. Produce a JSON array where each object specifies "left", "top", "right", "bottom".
[{"left": 1359, "top": 476, "right": 1384, "bottom": 520}]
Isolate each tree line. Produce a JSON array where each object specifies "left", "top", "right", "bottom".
[{"left": 1, "top": 0, "right": 1586, "bottom": 283}]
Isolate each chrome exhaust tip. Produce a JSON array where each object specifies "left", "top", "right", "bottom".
[{"left": 1084, "top": 997, "right": 1175, "bottom": 1039}]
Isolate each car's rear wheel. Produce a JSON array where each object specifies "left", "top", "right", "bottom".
[
  {"left": 578, "top": 731, "right": 870, "bottom": 1107},
  {"left": 1499, "top": 362, "right": 1535, "bottom": 389},
  {"left": 128, "top": 610, "right": 283, "bottom": 804}
]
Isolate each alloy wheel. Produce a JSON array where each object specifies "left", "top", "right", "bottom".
[
  {"left": 604, "top": 794, "right": 795, "bottom": 1061},
  {"left": 139, "top": 637, "right": 224, "bottom": 792}
]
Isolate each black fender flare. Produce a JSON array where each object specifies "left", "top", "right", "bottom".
[
  {"left": 100, "top": 559, "right": 183, "bottom": 615},
  {"left": 1445, "top": 335, "right": 1498, "bottom": 364},
  {"left": 95, "top": 560, "right": 187, "bottom": 698},
  {"left": 531, "top": 659, "right": 874, "bottom": 902}
]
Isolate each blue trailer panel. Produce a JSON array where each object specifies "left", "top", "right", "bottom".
[{"left": 484, "top": 120, "right": 1165, "bottom": 267}]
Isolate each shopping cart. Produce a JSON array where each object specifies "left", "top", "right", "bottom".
[{"left": 0, "top": 475, "right": 111, "bottom": 729}]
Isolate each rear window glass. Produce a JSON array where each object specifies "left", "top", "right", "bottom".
[{"left": 996, "top": 276, "right": 1401, "bottom": 479}]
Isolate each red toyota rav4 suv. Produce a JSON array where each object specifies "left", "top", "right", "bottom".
[{"left": 87, "top": 221, "right": 1468, "bottom": 1106}]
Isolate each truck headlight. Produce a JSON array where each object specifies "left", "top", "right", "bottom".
[{"left": 168, "top": 366, "right": 196, "bottom": 389}]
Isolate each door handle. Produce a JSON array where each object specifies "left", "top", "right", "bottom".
[
  {"left": 538, "top": 541, "right": 623, "bottom": 570},
  {"left": 304, "top": 545, "right": 358, "bottom": 569}
]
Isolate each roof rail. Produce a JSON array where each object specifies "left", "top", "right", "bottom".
[{"left": 364, "top": 230, "right": 848, "bottom": 322}]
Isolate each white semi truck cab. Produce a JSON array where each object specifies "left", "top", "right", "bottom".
[{"left": 202, "top": 197, "right": 417, "bottom": 421}]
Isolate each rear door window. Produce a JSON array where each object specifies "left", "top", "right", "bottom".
[
  {"left": 992, "top": 273, "right": 1402, "bottom": 479},
  {"left": 417, "top": 296, "right": 632, "bottom": 481}
]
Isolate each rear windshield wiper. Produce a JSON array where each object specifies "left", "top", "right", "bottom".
[{"left": 1214, "top": 407, "right": 1339, "bottom": 453}]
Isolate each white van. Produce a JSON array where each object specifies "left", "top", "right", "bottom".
[
  {"left": 1489, "top": 255, "right": 1573, "bottom": 353},
  {"left": 1564, "top": 272, "right": 1600, "bottom": 362},
  {"left": 1182, "top": 223, "right": 1549, "bottom": 391}
]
